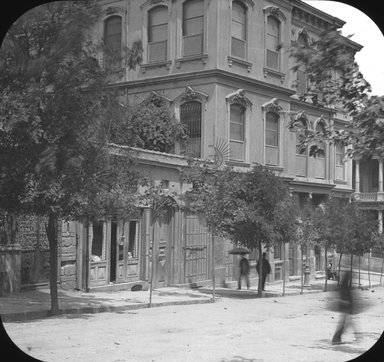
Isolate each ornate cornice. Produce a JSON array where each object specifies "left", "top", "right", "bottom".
[
  {"left": 262, "top": 98, "right": 283, "bottom": 113},
  {"left": 226, "top": 89, "right": 252, "bottom": 108},
  {"left": 263, "top": 6, "right": 286, "bottom": 21},
  {"left": 173, "top": 86, "right": 209, "bottom": 104}
]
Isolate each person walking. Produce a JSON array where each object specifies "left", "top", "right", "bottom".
[
  {"left": 238, "top": 255, "right": 250, "bottom": 290},
  {"left": 331, "top": 270, "right": 359, "bottom": 344},
  {"left": 256, "top": 252, "right": 271, "bottom": 291}
]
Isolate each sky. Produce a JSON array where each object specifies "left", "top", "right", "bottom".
[{"left": 303, "top": 1, "right": 384, "bottom": 96}]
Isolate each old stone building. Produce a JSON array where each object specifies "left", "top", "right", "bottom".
[{"left": 2, "top": 0, "right": 375, "bottom": 294}]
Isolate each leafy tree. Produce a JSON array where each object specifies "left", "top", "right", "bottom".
[
  {"left": 111, "top": 92, "right": 189, "bottom": 153},
  {"left": 0, "top": 1, "right": 142, "bottom": 313},
  {"left": 288, "top": 28, "right": 384, "bottom": 159},
  {"left": 182, "top": 162, "right": 296, "bottom": 296}
]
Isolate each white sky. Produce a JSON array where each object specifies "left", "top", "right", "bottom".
[{"left": 303, "top": 1, "right": 384, "bottom": 96}]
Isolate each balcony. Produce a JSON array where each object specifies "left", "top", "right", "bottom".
[{"left": 353, "top": 192, "right": 384, "bottom": 203}]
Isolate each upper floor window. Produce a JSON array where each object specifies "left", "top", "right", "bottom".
[
  {"left": 148, "top": 6, "right": 168, "bottom": 62},
  {"left": 265, "top": 112, "right": 279, "bottom": 165},
  {"left": 295, "top": 120, "right": 307, "bottom": 155},
  {"left": 296, "top": 33, "right": 308, "bottom": 94},
  {"left": 315, "top": 123, "right": 326, "bottom": 158},
  {"left": 266, "top": 16, "right": 280, "bottom": 70},
  {"left": 183, "top": 0, "right": 204, "bottom": 57},
  {"left": 104, "top": 16, "right": 122, "bottom": 68},
  {"left": 180, "top": 101, "right": 202, "bottom": 158},
  {"left": 231, "top": 1, "right": 246, "bottom": 59},
  {"left": 230, "top": 104, "right": 245, "bottom": 161},
  {"left": 335, "top": 143, "right": 345, "bottom": 180}
]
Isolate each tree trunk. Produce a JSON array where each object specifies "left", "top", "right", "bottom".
[
  {"left": 350, "top": 253, "right": 353, "bottom": 286},
  {"left": 149, "top": 210, "right": 155, "bottom": 307},
  {"left": 324, "top": 247, "right": 328, "bottom": 292},
  {"left": 380, "top": 250, "right": 384, "bottom": 283},
  {"left": 46, "top": 212, "right": 59, "bottom": 314},
  {"left": 338, "top": 252, "right": 343, "bottom": 286},
  {"left": 358, "top": 255, "right": 361, "bottom": 287},
  {"left": 368, "top": 251, "right": 371, "bottom": 288},
  {"left": 282, "top": 243, "right": 286, "bottom": 296},
  {"left": 300, "top": 245, "right": 304, "bottom": 295},
  {"left": 257, "top": 240, "right": 263, "bottom": 297}
]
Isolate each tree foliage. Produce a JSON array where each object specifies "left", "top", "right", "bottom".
[
  {"left": 111, "top": 93, "right": 189, "bottom": 153},
  {"left": 289, "top": 28, "right": 384, "bottom": 159}
]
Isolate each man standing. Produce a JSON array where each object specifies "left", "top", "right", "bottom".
[
  {"left": 256, "top": 252, "right": 271, "bottom": 291},
  {"left": 238, "top": 255, "right": 250, "bottom": 290}
]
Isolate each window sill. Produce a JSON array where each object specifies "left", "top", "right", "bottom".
[
  {"left": 227, "top": 160, "right": 251, "bottom": 167},
  {"left": 141, "top": 60, "right": 172, "bottom": 73},
  {"left": 334, "top": 179, "right": 347, "bottom": 185},
  {"left": 228, "top": 56, "right": 252, "bottom": 72},
  {"left": 175, "top": 54, "right": 208, "bottom": 68},
  {"left": 265, "top": 164, "right": 284, "bottom": 172},
  {"left": 263, "top": 67, "right": 285, "bottom": 83}
]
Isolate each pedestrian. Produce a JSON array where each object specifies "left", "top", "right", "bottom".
[
  {"left": 331, "top": 270, "right": 359, "bottom": 344},
  {"left": 256, "top": 252, "right": 271, "bottom": 291},
  {"left": 238, "top": 255, "right": 250, "bottom": 290}
]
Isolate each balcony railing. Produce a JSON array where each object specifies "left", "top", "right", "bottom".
[{"left": 353, "top": 192, "right": 384, "bottom": 202}]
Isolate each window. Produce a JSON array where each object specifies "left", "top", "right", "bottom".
[
  {"left": 91, "top": 222, "right": 105, "bottom": 261},
  {"left": 296, "top": 34, "right": 308, "bottom": 94},
  {"left": 315, "top": 124, "right": 325, "bottom": 159},
  {"left": 266, "top": 16, "right": 280, "bottom": 70},
  {"left": 180, "top": 101, "right": 202, "bottom": 158},
  {"left": 296, "top": 121, "right": 307, "bottom": 155},
  {"left": 230, "top": 104, "right": 245, "bottom": 161},
  {"left": 274, "top": 243, "right": 281, "bottom": 259},
  {"left": 231, "top": 1, "right": 246, "bottom": 59},
  {"left": 148, "top": 6, "right": 168, "bottom": 62},
  {"left": 183, "top": 0, "right": 204, "bottom": 56},
  {"left": 265, "top": 112, "right": 279, "bottom": 165},
  {"left": 104, "top": 16, "right": 122, "bottom": 68},
  {"left": 128, "top": 221, "right": 139, "bottom": 258}
]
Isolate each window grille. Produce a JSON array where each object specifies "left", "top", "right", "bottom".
[{"left": 180, "top": 101, "right": 202, "bottom": 158}]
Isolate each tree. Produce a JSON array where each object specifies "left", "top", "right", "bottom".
[
  {"left": 182, "top": 162, "right": 297, "bottom": 296},
  {"left": 111, "top": 92, "right": 189, "bottom": 153},
  {"left": 288, "top": 28, "right": 384, "bottom": 159},
  {"left": 0, "top": 1, "right": 142, "bottom": 313}
]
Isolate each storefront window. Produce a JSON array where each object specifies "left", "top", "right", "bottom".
[{"left": 91, "top": 222, "right": 105, "bottom": 261}]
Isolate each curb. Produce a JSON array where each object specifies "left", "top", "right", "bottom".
[{"left": 1, "top": 298, "right": 213, "bottom": 323}]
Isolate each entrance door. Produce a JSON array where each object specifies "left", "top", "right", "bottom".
[
  {"left": 89, "top": 221, "right": 109, "bottom": 287},
  {"left": 184, "top": 214, "right": 210, "bottom": 284}
]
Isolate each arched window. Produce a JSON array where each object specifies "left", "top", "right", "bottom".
[
  {"left": 231, "top": 1, "right": 246, "bottom": 59},
  {"left": 230, "top": 103, "right": 245, "bottom": 161},
  {"left": 265, "top": 112, "right": 279, "bottom": 165},
  {"left": 183, "top": 0, "right": 204, "bottom": 57},
  {"left": 180, "top": 101, "right": 202, "bottom": 158},
  {"left": 266, "top": 16, "right": 280, "bottom": 70},
  {"left": 296, "top": 34, "right": 308, "bottom": 94},
  {"left": 148, "top": 6, "right": 168, "bottom": 62},
  {"left": 104, "top": 16, "right": 122, "bottom": 67}
]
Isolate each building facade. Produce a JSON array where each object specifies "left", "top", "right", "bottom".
[{"left": 2, "top": 0, "right": 372, "bottom": 294}]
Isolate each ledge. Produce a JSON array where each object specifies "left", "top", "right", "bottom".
[
  {"left": 227, "top": 160, "right": 251, "bottom": 168},
  {"left": 263, "top": 67, "right": 285, "bottom": 83},
  {"left": 140, "top": 60, "right": 172, "bottom": 73},
  {"left": 175, "top": 54, "right": 208, "bottom": 68},
  {"left": 227, "top": 56, "right": 252, "bottom": 72}
]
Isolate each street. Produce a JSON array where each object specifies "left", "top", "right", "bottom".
[{"left": 3, "top": 286, "right": 384, "bottom": 362}]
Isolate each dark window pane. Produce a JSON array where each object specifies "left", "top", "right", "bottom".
[{"left": 266, "top": 50, "right": 279, "bottom": 69}]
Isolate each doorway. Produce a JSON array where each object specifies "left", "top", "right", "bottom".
[{"left": 110, "top": 220, "right": 117, "bottom": 283}]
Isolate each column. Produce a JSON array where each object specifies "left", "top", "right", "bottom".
[
  {"left": 355, "top": 159, "right": 360, "bottom": 193},
  {"left": 378, "top": 158, "right": 383, "bottom": 193},
  {"left": 379, "top": 210, "right": 383, "bottom": 234}
]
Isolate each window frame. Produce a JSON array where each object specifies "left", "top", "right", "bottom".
[
  {"left": 148, "top": 5, "right": 168, "bottom": 63},
  {"left": 265, "top": 111, "right": 279, "bottom": 166},
  {"left": 265, "top": 15, "right": 280, "bottom": 71},
  {"left": 180, "top": 100, "right": 203, "bottom": 158},
  {"left": 182, "top": 0, "right": 205, "bottom": 57},
  {"left": 103, "top": 15, "right": 123, "bottom": 68},
  {"left": 231, "top": 0, "right": 247, "bottom": 59},
  {"left": 229, "top": 103, "right": 246, "bottom": 161}
]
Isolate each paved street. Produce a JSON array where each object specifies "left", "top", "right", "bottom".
[{"left": 3, "top": 285, "right": 384, "bottom": 362}]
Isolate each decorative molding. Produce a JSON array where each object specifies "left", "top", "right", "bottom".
[
  {"left": 236, "top": 0, "right": 255, "bottom": 8},
  {"left": 263, "top": 6, "right": 286, "bottom": 21},
  {"left": 225, "top": 89, "right": 252, "bottom": 108},
  {"left": 262, "top": 98, "right": 283, "bottom": 113},
  {"left": 173, "top": 86, "right": 209, "bottom": 103},
  {"left": 140, "top": 0, "right": 170, "bottom": 10},
  {"left": 227, "top": 56, "right": 252, "bottom": 72},
  {"left": 104, "top": 6, "right": 126, "bottom": 16},
  {"left": 263, "top": 68, "right": 285, "bottom": 83}
]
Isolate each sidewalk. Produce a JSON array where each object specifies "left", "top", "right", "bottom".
[{"left": 1, "top": 273, "right": 381, "bottom": 323}]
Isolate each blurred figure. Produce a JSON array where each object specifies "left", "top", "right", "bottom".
[
  {"left": 331, "top": 271, "right": 359, "bottom": 344},
  {"left": 327, "top": 262, "right": 338, "bottom": 280},
  {"left": 238, "top": 255, "right": 250, "bottom": 290},
  {"left": 256, "top": 252, "right": 271, "bottom": 291}
]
